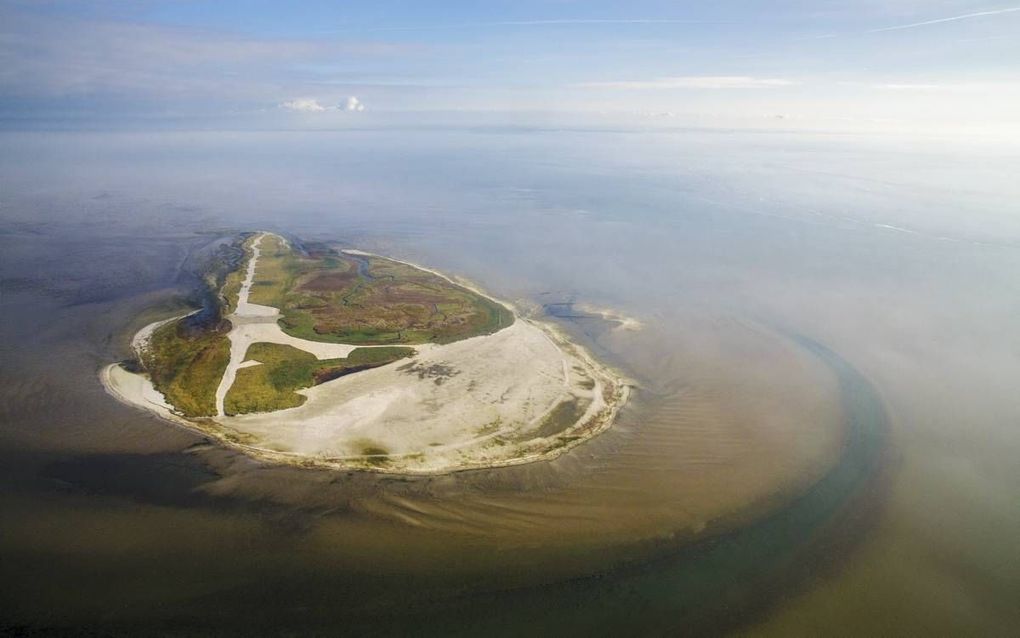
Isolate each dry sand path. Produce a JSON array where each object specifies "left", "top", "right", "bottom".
[
  {"left": 214, "top": 233, "right": 430, "bottom": 417},
  {"left": 215, "top": 232, "right": 278, "bottom": 416},
  {"left": 104, "top": 232, "right": 629, "bottom": 474}
]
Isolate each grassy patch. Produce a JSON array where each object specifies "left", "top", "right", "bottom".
[
  {"left": 247, "top": 234, "right": 318, "bottom": 308},
  {"left": 136, "top": 231, "right": 512, "bottom": 420},
  {"left": 224, "top": 342, "right": 414, "bottom": 415},
  {"left": 194, "top": 233, "right": 253, "bottom": 320},
  {"left": 143, "top": 318, "right": 231, "bottom": 417},
  {"left": 221, "top": 236, "right": 254, "bottom": 314},
  {"left": 250, "top": 234, "right": 513, "bottom": 345}
]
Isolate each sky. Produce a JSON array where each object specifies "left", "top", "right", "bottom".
[{"left": 1, "top": 0, "right": 1019, "bottom": 134}]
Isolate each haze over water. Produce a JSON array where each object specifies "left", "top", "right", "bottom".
[{"left": 1, "top": 126, "right": 1018, "bottom": 634}]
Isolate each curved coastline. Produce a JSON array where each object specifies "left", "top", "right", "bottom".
[
  {"left": 100, "top": 234, "right": 632, "bottom": 475},
  {"left": 312, "top": 331, "right": 888, "bottom": 635}
]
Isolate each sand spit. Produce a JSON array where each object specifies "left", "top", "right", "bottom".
[
  {"left": 573, "top": 303, "right": 644, "bottom": 331},
  {"left": 101, "top": 233, "right": 630, "bottom": 474}
]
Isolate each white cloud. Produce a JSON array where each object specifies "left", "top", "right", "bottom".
[
  {"left": 868, "top": 6, "right": 1020, "bottom": 33},
  {"left": 279, "top": 96, "right": 366, "bottom": 113},
  {"left": 576, "top": 76, "right": 798, "bottom": 90},
  {"left": 343, "top": 96, "right": 366, "bottom": 111},
  {"left": 280, "top": 98, "right": 327, "bottom": 112}
]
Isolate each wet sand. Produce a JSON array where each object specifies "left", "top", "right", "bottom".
[
  {"left": 5, "top": 128, "right": 1016, "bottom": 635},
  {"left": 105, "top": 233, "right": 630, "bottom": 473}
]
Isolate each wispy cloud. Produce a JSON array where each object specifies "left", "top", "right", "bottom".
[
  {"left": 577, "top": 76, "right": 798, "bottom": 90},
  {"left": 281, "top": 98, "right": 328, "bottom": 112},
  {"left": 280, "top": 96, "right": 366, "bottom": 112},
  {"left": 868, "top": 6, "right": 1020, "bottom": 33}
]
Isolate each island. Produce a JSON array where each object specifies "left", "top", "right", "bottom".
[{"left": 102, "top": 232, "right": 630, "bottom": 473}]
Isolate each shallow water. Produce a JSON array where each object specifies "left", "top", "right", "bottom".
[{"left": 2, "top": 128, "right": 1019, "bottom": 634}]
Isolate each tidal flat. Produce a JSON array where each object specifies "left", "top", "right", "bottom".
[{"left": 2, "top": 128, "right": 1019, "bottom": 635}]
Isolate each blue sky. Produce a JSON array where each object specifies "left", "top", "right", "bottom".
[{"left": 2, "top": 1, "right": 1018, "bottom": 133}]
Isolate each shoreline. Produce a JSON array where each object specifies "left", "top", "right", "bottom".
[
  {"left": 101, "top": 316, "right": 633, "bottom": 476},
  {"left": 100, "top": 234, "right": 633, "bottom": 475}
]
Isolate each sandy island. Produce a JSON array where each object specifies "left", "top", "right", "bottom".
[{"left": 102, "top": 233, "right": 630, "bottom": 474}]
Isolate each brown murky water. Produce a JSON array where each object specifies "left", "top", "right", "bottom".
[{"left": 1, "top": 129, "right": 1018, "bottom": 635}]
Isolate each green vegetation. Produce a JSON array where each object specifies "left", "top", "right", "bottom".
[
  {"left": 221, "top": 236, "right": 254, "bottom": 314},
  {"left": 248, "top": 234, "right": 514, "bottom": 345},
  {"left": 143, "top": 318, "right": 231, "bottom": 417},
  {"left": 247, "top": 234, "right": 306, "bottom": 308},
  {"left": 195, "top": 233, "right": 253, "bottom": 319},
  {"left": 224, "top": 342, "right": 414, "bottom": 415},
  {"left": 137, "top": 232, "right": 515, "bottom": 420}
]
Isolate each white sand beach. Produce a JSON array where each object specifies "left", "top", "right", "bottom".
[{"left": 102, "top": 233, "right": 630, "bottom": 474}]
